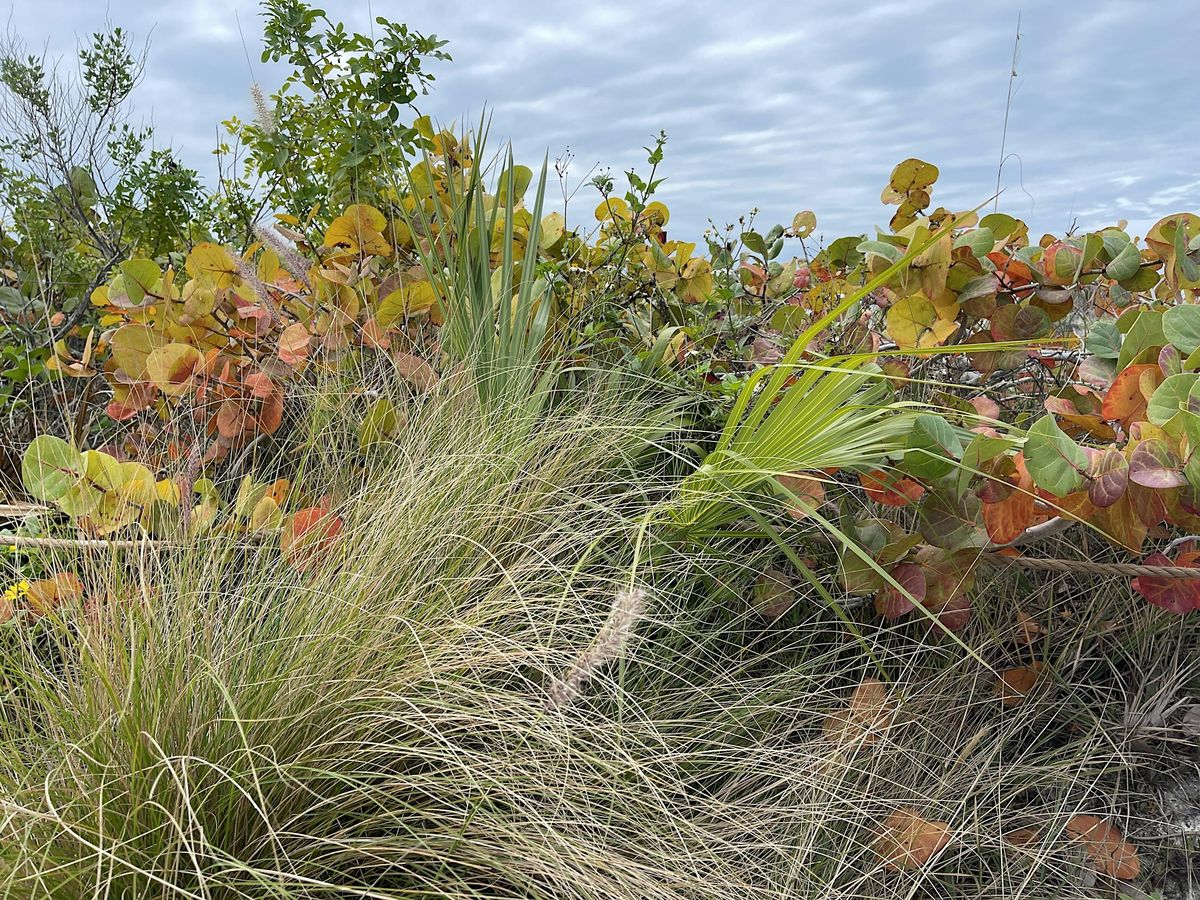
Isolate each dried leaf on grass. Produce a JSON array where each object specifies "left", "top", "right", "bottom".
[
  {"left": 995, "top": 661, "right": 1047, "bottom": 707},
  {"left": 26, "top": 572, "right": 84, "bottom": 618},
  {"left": 873, "top": 807, "right": 953, "bottom": 871},
  {"left": 1065, "top": 814, "right": 1140, "bottom": 880},
  {"left": 823, "top": 678, "right": 898, "bottom": 745}
]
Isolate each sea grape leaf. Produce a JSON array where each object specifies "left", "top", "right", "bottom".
[{"left": 1024, "top": 415, "right": 1088, "bottom": 497}]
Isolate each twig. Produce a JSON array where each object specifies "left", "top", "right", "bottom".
[
  {"left": 983, "top": 554, "right": 1200, "bottom": 579},
  {"left": 5, "top": 533, "right": 272, "bottom": 551}
]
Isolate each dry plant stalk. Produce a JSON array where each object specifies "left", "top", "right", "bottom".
[{"left": 545, "top": 587, "right": 646, "bottom": 710}]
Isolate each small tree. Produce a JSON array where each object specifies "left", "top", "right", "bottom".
[
  {"left": 219, "top": 0, "right": 450, "bottom": 229},
  {"left": 0, "top": 26, "right": 207, "bottom": 487}
]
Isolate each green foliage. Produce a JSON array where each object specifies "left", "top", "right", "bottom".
[{"left": 220, "top": 0, "right": 450, "bottom": 225}]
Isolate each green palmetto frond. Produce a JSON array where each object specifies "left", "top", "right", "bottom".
[{"left": 670, "top": 222, "right": 957, "bottom": 534}]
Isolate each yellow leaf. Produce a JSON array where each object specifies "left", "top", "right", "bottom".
[
  {"left": 249, "top": 495, "right": 283, "bottom": 532},
  {"left": 110, "top": 324, "right": 168, "bottom": 380},
  {"left": 377, "top": 280, "right": 438, "bottom": 327},
  {"left": 324, "top": 205, "right": 391, "bottom": 256},
  {"left": 595, "top": 197, "right": 631, "bottom": 222},
  {"left": 886, "top": 294, "right": 937, "bottom": 349},
  {"left": 185, "top": 243, "right": 238, "bottom": 288},
  {"left": 539, "top": 212, "right": 566, "bottom": 250}
]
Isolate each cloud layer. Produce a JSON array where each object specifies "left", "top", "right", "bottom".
[{"left": 9, "top": 0, "right": 1198, "bottom": 243}]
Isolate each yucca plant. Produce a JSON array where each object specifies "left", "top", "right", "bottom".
[{"left": 399, "top": 128, "right": 557, "bottom": 425}]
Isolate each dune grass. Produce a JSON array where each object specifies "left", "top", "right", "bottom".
[{"left": 1, "top": 368, "right": 1193, "bottom": 898}]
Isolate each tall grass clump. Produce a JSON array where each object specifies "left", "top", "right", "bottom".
[{"left": 0, "top": 374, "right": 690, "bottom": 898}]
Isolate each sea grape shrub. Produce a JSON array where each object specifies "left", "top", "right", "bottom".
[
  {"left": 761, "top": 161, "right": 1200, "bottom": 621},
  {"left": 29, "top": 150, "right": 1200, "bottom": 609}
]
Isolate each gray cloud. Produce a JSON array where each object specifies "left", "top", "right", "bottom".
[{"left": 7, "top": 0, "right": 1198, "bottom": 244}]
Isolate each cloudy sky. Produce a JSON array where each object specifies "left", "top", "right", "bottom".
[{"left": 7, "top": 0, "right": 1198, "bottom": 244}]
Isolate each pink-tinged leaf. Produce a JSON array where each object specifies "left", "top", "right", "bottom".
[
  {"left": 1160, "top": 345, "right": 1183, "bottom": 377},
  {"left": 970, "top": 395, "right": 1001, "bottom": 420},
  {"left": 874, "top": 562, "right": 925, "bottom": 619},
  {"left": 1088, "top": 449, "right": 1129, "bottom": 508},
  {"left": 1132, "top": 551, "right": 1200, "bottom": 614},
  {"left": 1128, "top": 439, "right": 1187, "bottom": 489},
  {"left": 243, "top": 371, "right": 276, "bottom": 400},
  {"left": 278, "top": 323, "right": 311, "bottom": 366}
]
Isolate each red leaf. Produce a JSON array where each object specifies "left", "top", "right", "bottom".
[
  {"left": 1132, "top": 552, "right": 1200, "bottom": 614},
  {"left": 860, "top": 470, "right": 924, "bottom": 507},
  {"left": 874, "top": 562, "right": 925, "bottom": 619},
  {"left": 928, "top": 593, "right": 972, "bottom": 633}
]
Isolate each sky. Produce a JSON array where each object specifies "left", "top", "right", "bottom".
[{"left": 5, "top": 0, "right": 1198, "bottom": 245}]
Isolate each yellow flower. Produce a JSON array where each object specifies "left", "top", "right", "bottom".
[{"left": 2, "top": 579, "right": 30, "bottom": 602}]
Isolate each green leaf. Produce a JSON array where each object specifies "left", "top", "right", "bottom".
[
  {"left": 980, "top": 213, "right": 1018, "bottom": 240},
  {"left": 0, "top": 286, "right": 25, "bottom": 315},
  {"left": 359, "top": 397, "right": 400, "bottom": 448},
  {"left": 118, "top": 259, "right": 162, "bottom": 304},
  {"left": 1147, "top": 373, "right": 1200, "bottom": 426},
  {"left": 958, "top": 432, "right": 1017, "bottom": 496},
  {"left": 952, "top": 227, "right": 994, "bottom": 257},
  {"left": 1024, "top": 415, "right": 1088, "bottom": 497},
  {"left": 1116, "top": 310, "right": 1166, "bottom": 370},
  {"left": 1163, "top": 305, "right": 1200, "bottom": 355},
  {"left": 903, "top": 414, "right": 960, "bottom": 480},
  {"left": 1176, "top": 219, "right": 1200, "bottom": 283},
  {"left": 21, "top": 435, "right": 82, "bottom": 502},
  {"left": 741, "top": 231, "right": 768, "bottom": 256},
  {"left": 1104, "top": 239, "right": 1141, "bottom": 281},
  {"left": 1085, "top": 319, "right": 1121, "bottom": 359},
  {"left": 858, "top": 239, "right": 904, "bottom": 263}
]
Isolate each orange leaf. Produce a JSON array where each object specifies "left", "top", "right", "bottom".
[
  {"left": 26, "top": 572, "right": 84, "bottom": 619},
  {"left": 860, "top": 470, "right": 925, "bottom": 507},
  {"left": 1101, "top": 364, "right": 1160, "bottom": 428},
  {"left": 1064, "top": 814, "right": 1140, "bottom": 880},
  {"left": 982, "top": 487, "right": 1033, "bottom": 545},
  {"left": 874, "top": 807, "right": 953, "bottom": 871},
  {"left": 281, "top": 506, "right": 344, "bottom": 572},
  {"left": 995, "top": 661, "right": 1046, "bottom": 707}
]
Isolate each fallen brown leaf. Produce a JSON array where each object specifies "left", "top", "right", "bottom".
[
  {"left": 1065, "top": 814, "right": 1140, "bottom": 880},
  {"left": 874, "top": 807, "right": 953, "bottom": 871},
  {"left": 822, "top": 678, "right": 897, "bottom": 745},
  {"left": 996, "top": 661, "right": 1046, "bottom": 707}
]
